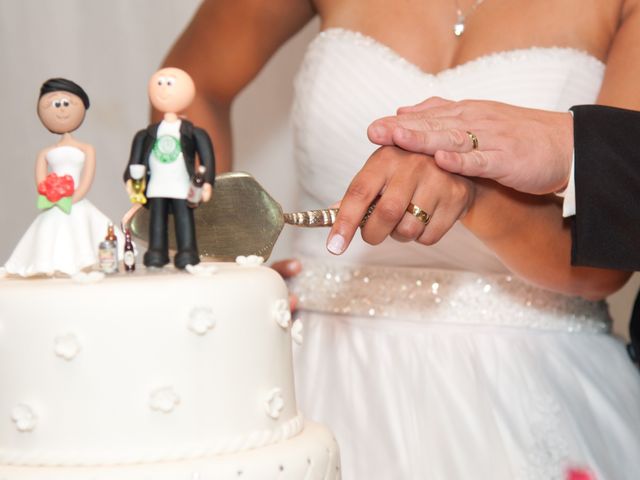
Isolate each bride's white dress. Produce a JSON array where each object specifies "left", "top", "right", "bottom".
[
  {"left": 289, "top": 29, "right": 640, "bottom": 480},
  {"left": 4, "top": 145, "right": 115, "bottom": 277}
]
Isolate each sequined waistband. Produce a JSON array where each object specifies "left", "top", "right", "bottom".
[{"left": 287, "top": 260, "right": 611, "bottom": 333}]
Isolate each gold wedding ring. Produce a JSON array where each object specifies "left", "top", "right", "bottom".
[
  {"left": 466, "top": 131, "right": 479, "bottom": 149},
  {"left": 406, "top": 202, "right": 431, "bottom": 225}
]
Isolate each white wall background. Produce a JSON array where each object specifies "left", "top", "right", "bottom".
[{"left": 0, "top": 0, "right": 635, "bottom": 338}]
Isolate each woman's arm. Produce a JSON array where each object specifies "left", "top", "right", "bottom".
[
  {"left": 596, "top": 0, "right": 640, "bottom": 108},
  {"left": 34, "top": 149, "right": 48, "bottom": 187},
  {"left": 157, "top": 0, "right": 316, "bottom": 173},
  {"left": 460, "top": 184, "right": 628, "bottom": 300},
  {"left": 72, "top": 144, "right": 96, "bottom": 203}
]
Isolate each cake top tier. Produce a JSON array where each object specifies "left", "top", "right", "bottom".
[{"left": 0, "top": 262, "right": 302, "bottom": 467}]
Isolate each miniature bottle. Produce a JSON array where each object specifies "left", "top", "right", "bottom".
[
  {"left": 186, "top": 165, "right": 206, "bottom": 208},
  {"left": 123, "top": 228, "right": 136, "bottom": 272},
  {"left": 98, "top": 223, "right": 118, "bottom": 274},
  {"left": 105, "top": 223, "right": 117, "bottom": 242}
]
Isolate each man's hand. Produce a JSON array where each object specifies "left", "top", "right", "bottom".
[
  {"left": 202, "top": 183, "right": 213, "bottom": 203},
  {"left": 367, "top": 97, "right": 574, "bottom": 195},
  {"left": 125, "top": 178, "right": 134, "bottom": 197}
]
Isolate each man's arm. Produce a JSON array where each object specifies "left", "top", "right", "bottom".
[
  {"left": 124, "top": 129, "right": 148, "bottom": 182},
  {"left": 571, "top": 105, "right": 640, "bottom": 271},
  {"left": 193, "top": 126, "right": 216, "bottom": 186}
]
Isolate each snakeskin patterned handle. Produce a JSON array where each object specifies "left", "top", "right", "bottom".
[{"left": 283, "top": 197, "right": 379, "bottom": 228}]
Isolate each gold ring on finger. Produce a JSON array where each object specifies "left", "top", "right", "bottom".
[
  {"left": 406, "top": 202, "right": 431, "bottom": 226},
  {"left": 466, "top": 130, "right": 479, "bottom": 149}
]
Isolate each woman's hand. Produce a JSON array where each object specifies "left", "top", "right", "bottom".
[
  {"left": 270, "top": 258, "right": 302, "bottom": 311},
  {"left": 326, "top": 146, "right": 475, "bottom": 255}
]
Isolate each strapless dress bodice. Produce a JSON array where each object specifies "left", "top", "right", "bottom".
[
  {"left": 291, "top": 28, "right": 605, "bottom": 272},
  {"left": 46, "top": 145, "right": 86, "bottom": 188}
]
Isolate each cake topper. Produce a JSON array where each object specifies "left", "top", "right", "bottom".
[
  {"left": 3, "top": 78, "right": 120, "bottom": 277},
  {"left": 124, "top": 67, "right": 215, "bottom": 269}
]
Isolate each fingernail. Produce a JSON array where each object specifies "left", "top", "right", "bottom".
[
  {"left": 327, "top": 234, "right": 346, "bottom": 255},
  {"left": 286, "top": 259, "right": 302, "bottom": 274},
  {"left": 370, "top": 125, "right": 387, "bottom": 138}
]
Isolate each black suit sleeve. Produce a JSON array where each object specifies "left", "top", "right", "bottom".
[
  {"left": 123, "top": 129, "right": 148, "bottom": 183},
  {"left": 193, "top": 127, "right": 216, "bottom": 186},
  {"left": 570, "top": 105, "right": 640, "bottom": 271}
]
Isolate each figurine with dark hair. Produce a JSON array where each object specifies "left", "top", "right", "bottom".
[
  {"left": 4, "top": 78, "right": 119, "bottom": 276},
  {"left": 124, "top": 68, "right": 215, "bottom": 269}
]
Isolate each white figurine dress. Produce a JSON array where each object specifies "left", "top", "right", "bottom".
[
  {"left": 288, "top": 29, "right": 640, "bottom": 480},
  {"left": 4, "top": 145, "right": 115, "bottom": 277}
]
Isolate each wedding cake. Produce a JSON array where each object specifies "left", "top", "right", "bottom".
[{"left": 0, "top": 259, "right": 340, "bottom": 479}]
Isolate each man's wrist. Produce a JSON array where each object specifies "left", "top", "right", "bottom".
[{"left": 554, "top": 111, "right": 576, "bottom": 217}]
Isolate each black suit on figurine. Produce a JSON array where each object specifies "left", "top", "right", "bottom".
[
  {"left": 124, "top": 119, "right": 215, "bottom": 269},
  {"left": 570, "top": 105, "right": 640, "bottom": 362}
]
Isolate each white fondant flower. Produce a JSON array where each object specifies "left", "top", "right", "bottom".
[
  {"left": 273, "top": 298, "right": 291, "bottom": 329},
  {"left": 149, "top": 387, "right": 180, "bottom": 413},
  {"left": 291, "top": 320, "right": 304, "bottom": 345},
  {"left": 235, "top": 255, "right": 264, "bottom": 267},
  {"left": 11, "top": 404, "right": 37, "bottom": 432},
  {"left": 54, "top": 334, "right": 81, "bottom": 361},
  {"left": 188, "top": 307, "right": 217, "bottom": 335},
  {"left": 186, "top": 263, "right": 219, "bottom": 276},
  {"left": 264, "top": 388, "right": 285, "bottom": 419},
  {"left": 71, "top": 271, "right": 105, "bottom": 284}
]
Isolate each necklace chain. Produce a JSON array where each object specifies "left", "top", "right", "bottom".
[{"left": 454, "top": 0, "right": 485, "bottom": 37}]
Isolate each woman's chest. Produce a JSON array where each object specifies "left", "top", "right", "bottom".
[{"left": 314, "top": 0, "right": 622, "bottom": 73}]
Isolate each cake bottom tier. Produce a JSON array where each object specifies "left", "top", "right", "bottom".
[{"left": 0, "top": 422, "right": 340, "bottom": 480}]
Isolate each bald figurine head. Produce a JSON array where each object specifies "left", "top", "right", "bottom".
[{"left": 148, "top": 67, "right": 195, "bottom": 115}]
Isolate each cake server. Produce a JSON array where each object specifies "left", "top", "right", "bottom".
[{"left": 123, "top": 171, "right": 375, "bottom": 261}]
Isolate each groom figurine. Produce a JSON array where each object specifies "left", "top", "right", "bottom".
[{"left": 125, "top": 67, "right": 215, "bottom": 269}]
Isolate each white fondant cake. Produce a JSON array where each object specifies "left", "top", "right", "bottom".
[{"left": 0, "top": 263, "right": 340, "bottom": 479}]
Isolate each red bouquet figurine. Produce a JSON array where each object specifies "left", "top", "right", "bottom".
[{"left": 37, "top": 173, "right": 75, "bottom": 214}]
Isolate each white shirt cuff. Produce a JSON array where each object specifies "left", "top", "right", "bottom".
[{"left": 555, "top": 152, "right": 576, "bottom": 217}]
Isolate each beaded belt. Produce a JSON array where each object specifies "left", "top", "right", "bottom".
[{"left": 287, "top": 259, "right": 611, "bottom": 333}]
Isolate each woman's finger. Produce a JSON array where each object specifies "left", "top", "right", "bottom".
[
  {"left": 390, "top": 172, "right": 435, "bottom": 242},
  {"left": 270, "top": 258, "right": 302, "bottom": 278},
  {"left": 360, "top": 154, "right": 420, "bottom": 245},
  {"left": 327, "top": 152, "right": 390, "bottom": 254}
]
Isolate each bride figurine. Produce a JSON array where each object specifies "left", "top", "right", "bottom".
[{"left": 4, "top": 78, "right": 118, "bottom": 277}]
